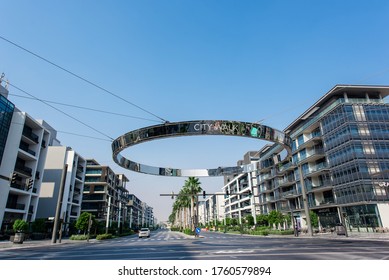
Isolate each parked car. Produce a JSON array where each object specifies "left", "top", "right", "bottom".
[{"left": 138, "top": 228, "right": 150, "bottom": 238}]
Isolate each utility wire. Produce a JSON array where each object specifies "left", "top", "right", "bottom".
[
  {"left": 0, "top": 35, "right": 168, "bottom": 123},
  {"left": 10, "top": 120, "right": 112, "bottom": 142},
  {"left": 8, "top": 82, "right": 114, "bottom": 141},
  {"left": 8, "top": 93, "right": 161, "bottom": 123},
  {"left": 56, "top": 131, "right": 112, "bottom": 142}
]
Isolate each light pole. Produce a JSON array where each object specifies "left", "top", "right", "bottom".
[
  {"left": 105, "top": 196, "right": 111, "bottom": 234},
  {"left": 52, "top": 164, "right": 67, "bottom": 244},
  {"left": 129, "top": 208, "right": 133, "bottom": 229},
  {"left": 298, "top": 164, "right": 313, "bottom": 236}
]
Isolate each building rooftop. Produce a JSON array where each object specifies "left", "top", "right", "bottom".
[{"left": 284, "top": 84, "right": 389, "bottom": 134}]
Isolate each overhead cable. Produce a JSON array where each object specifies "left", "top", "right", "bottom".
[{"left": 0, "top": 35, "right": 168, "bottom": 123}]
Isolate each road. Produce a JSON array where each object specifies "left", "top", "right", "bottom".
[{"left": 0, "top": 229, "right": 388, "bottom": 260}]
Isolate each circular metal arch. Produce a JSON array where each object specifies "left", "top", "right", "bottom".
[{"left": 112, "top": 120, "right": 292, "bottom": 177}]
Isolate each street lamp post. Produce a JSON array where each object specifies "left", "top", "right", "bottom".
[
  {"left": 105, "top": 196, "right": 111, "bottom": 234},
  {"left": 298, "top": 164, "right": 313, "bottom": 236}
]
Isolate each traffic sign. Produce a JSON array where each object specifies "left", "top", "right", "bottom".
[{"left": 195, "top": 227, "right": 201, "bottom": 234}]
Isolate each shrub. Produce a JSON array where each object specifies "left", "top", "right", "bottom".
[
  {"left": 96, "top": 234, "right": 113, "bottom": 240},
  {"left": 183, "top": 228, "right": 194, "bottom": 235},
  {"left": 69, "top": 234, "right": 96, "bottom": 240},
  {"left": 13, "top": 219, "right": 28, "bottom": 232}
]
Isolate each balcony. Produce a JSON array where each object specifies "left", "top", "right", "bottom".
[
  {"left": 295, "top": 135, "right": 322, "bottom": 152},
  {"left": 298, "top": 148, "right": 325, "bottom": 165},
  {"left": 309, "top": 198, "right": 335, "bottom": 208},
  {"left": 281, "top": 189, "right": 299, "bottom": 198},
  {"left": 22, "top": 127, "right": 39, "bottom": 143},
  {"left": 277, "top": 161, "right": 295, "bottom": 174},
  {"left": 259, "top": 185, "right": 274, "bottom": 193},
  {"left": 304, "top": 163, "right": 330, "bottom": 177},
  {"left": 14, "top": 165, "right": 33, "bottom": 177},
  {"left": 306, "top": 180, "right": 333, "bottom": 192},
  {"left": 278, "top": 177, "right": 296, "bottom": 187},
  {"left": 6, "top": 203, "right": 26, "bottom": 210},
  {"left": 10, "top": 183, "right": 27, "bottom": 191},
  {"left": 19, "top": 143, "right": 36, "bottom": 156}
]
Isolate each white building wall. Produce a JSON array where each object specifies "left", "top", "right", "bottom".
[
  {"left": 37, "top": 146, "right": 86, "bottom": 225},
  {"left": 377, "top": 204, "right": 389, "bottom": 228},
  {"left": 0, "top": 110, "right": 50, "bottom": 228}
]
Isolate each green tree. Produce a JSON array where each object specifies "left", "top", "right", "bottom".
[
  {"left": 256, "top": 214, "right": 269, "bottom": 226},
  {"left": 268, "top": 210, "right": 284, "bottom": 228},
  {"left": 183, "top": 177, "right": 202, "bottom": 230},
  {"left": 31, "top": 218, "right": 46, "bottom": 233},
  {"left": 76, "top": 212, "right": 95, "bottom": 234},
  {"left": 245, "top": 215, "right": 254, "bottom": 226},
  {"left": 310, "top": 211, "right": 319, "bottom": 228}
]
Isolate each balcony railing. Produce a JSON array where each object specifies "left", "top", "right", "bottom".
[
  {"left": 277, "top": 161, "right": 295, "bottom": 173},
  {"left": 15, "top": 165, "right": 33, "bottom": 177},
  {"left": 19, "top": 144, "right": 36, "bottom": 156},
  {"left": 282, "top": 189, "right": 298, "bottom": 197},
  {"left": 22, "top": 127, "right": 39, "bottom": 143},
  {"left": 6, "top": 203, "right": 26, "bottom": 210},
  {"left": 10, "top": 183, "right": 27, "bottom": 191},
  {"left": 304, "top": 163, "right": 329, "bottom": 176}
]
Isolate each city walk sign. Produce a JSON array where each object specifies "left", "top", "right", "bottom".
[{"left": 112, "top": 120, "right": 292, "bottom": 177}]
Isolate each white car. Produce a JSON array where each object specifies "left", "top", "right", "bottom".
[{"left": 138, "top": 228, "right": 150, "bottom": 238}]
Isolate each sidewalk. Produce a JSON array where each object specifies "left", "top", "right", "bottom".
[
  {"left": 267, "top": 231, "right": 389, "bottom": 241},
  {"left": 0, "top": 237, "right": 98, "bottom": 251}
]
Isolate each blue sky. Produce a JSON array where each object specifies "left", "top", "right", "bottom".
[{"left": 2, "top": 0, "right": 389, "bottom": 222}]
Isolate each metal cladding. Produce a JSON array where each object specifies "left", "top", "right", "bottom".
[{"left": 112, "top": 120, "right": 292, "bottom": 177}]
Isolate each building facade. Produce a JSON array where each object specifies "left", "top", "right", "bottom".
[
  {"left": 223, "top": 151, "right": 258, "bottom": 224},
  {"left": 256, "top": 85, "right": 389, "bottom": 231},
  {"left": 0, "top": 84, "right": 51, "bottom": 230},
  {"left": 36, "top": 146, "right": 86, "bottom": 230},
  {"left": 128, "top": 194, "right": 142, "bottom": 229}
]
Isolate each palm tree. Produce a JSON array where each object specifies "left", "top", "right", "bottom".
[
  {"left": 168, "top": 177, "right": 202, "bottom": 230},
  {"left": 183, "top": 177, "right": 202, "bottom": 230},
  {"left": 177, "top": 188, "right": 191, "bottom": 228}
]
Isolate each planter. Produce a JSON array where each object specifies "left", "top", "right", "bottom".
[{"left": 13, "top": 232, "right": 25, "bottom": 244}]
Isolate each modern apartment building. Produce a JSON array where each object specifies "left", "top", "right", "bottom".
[
  {"left": 116, "top": 174, "right": 130, "bottom": 229},
  {"left": 0, "top": 84, "right": 51, "bottom": 230},
  {"left": 0, "top": 84, "right": 14, "bottom": 167},
  {"left": 202, "top": 192, "right": 225, "bottom": 226},
  {"left": 36, "top": 146, "right": 86, "bottom": 230},
  {"left": 256, "top": 85, "right": 389, "bottom": 231},
  {"left": 128, "top": 194, "right": 142, "bottom": 229},
  {"left": 223, "top": 151, "right": 258, "bottom": 224},
  {"left": 82, "top": 159, "right": 132, "bottom": 231},
  {"left": 141, "top": 202, "right": 154, "bottom": 228}
]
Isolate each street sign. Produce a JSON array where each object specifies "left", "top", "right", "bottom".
[{"left": 195, "top": 227, "right": 201, "bottom": 234}]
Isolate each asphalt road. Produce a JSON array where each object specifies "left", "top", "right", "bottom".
[{"left": 0, "top": 229, "right": 388, "bottom": 260}]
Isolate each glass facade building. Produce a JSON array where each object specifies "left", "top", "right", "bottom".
[
  {"left": 0, "top": 94, "right": 14, "bottom": 165},
  {"left": 256, "top": 85, "right": 389, "bottom": 232}
]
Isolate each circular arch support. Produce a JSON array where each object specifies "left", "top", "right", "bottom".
[{"left": 112, "top": 120, "right": 292, "bottom": 177}]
